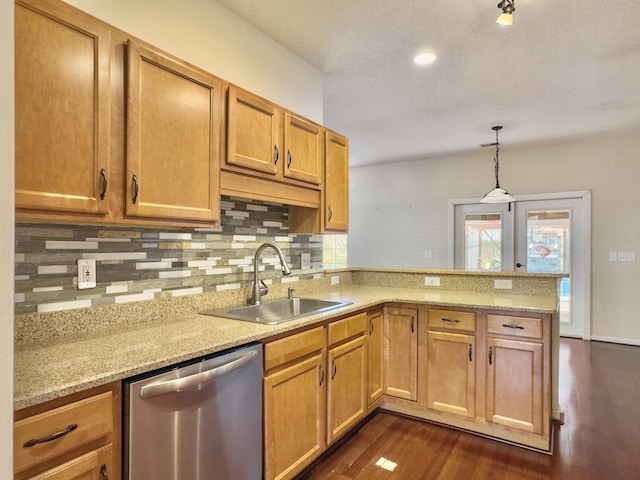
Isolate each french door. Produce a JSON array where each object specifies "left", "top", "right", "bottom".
[{"left": 452, "top": 192, "right": 590, "bottom": 339}]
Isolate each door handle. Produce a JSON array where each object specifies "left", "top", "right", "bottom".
[
  {"left": 516, "top": 262, "right": 526, "bottom": 268},
  {"left": 140, "top": 350, "right": 258, "bottom": 398}
]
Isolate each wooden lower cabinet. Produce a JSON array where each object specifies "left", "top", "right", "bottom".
[
  {"left": 486, "top": 337, "right": 544, "bottom": 433},
  {"left": 13, "top": 382, "right": 120, "bottom": 480},
  {"left": 384, "top": 306, "right": 418, "bottom": 401},
  {"left": 381, "top": 307, "right": 552, "bottom": 452},
  {"left": 264, "top": 327, "right": 326, "bottom": 480},
  {"left": 327, "top": 335, "right": 367, "bottom": 444},
  {"left": 426, "top": 331, "right": 476, "bottom": 418},
  {"left": 366, "top": 309, "right": 384, "bottom": 407},
  {"left": 28, "top": 445, "right": 112, "bottom": 480}
]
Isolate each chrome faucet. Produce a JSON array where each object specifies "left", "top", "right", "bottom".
[{"left": 251, "top": 243, "right": 292, "bottom": 305}]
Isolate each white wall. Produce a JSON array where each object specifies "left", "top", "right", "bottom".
[
  {"left": 349, "top": 128, "right": 640, "bottom": 344},
  {"left": 64, "top": 0, "right": 323, "bottom": 123},
  {"left": 1, "top": 0, "right": 14, "bottom": 475}
]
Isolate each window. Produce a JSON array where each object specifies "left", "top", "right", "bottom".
[{"left": 323, "top": 234, "right": 347, "bottom": 269}]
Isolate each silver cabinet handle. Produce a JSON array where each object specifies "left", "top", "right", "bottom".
[{"left": 140, "top": 350, "right": 258, "bottom": 399}]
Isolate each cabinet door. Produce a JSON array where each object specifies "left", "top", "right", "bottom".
[
  {"left": 126, "top": 40, "right": 221, "bottom": 223},
  {"left": 384, "top": 307, "right": 418, "bottom": 401},
  {"left": 427, "top": 331, "right": 476, "bottom": 418},
  {"left": 367, "top": 310, "right": 384, "bottom": 405},
  {"left": 324, "top": 131, "right": 349, "bottom": 232},
  {"left": 486, "top": 337, "right": 544, "bottom": 434},
  {"left": 327, "top": 335, "right": 367, "bottom": 444},
  {"left": 283, "top": 113, "right": 322, "bottom": 185},
  {"left": 227, "top": 87, "right": 280, "bottom": 175},
  {"left": 15, "top": 0, "right": 110, "bottom": 215},
  {"left": 27, "top": 444, "right": 112, "bottom": 480},
  {"left": 264, "top": 353, "right": 326, "bottom": 480}
]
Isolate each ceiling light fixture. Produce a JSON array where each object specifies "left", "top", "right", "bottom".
[
  {"left": 496, "top": 0, "right": 515, "bottom": 25},
  {"left": 480, "top": 126, "right": 516, "bottom": 204},
  {"left": 413, "top": 52, "right": 437, "bottom": 66}
]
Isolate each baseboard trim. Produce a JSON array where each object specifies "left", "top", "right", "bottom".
[{"left": 590, "top": 335, "right": 640, "bottom": 347}]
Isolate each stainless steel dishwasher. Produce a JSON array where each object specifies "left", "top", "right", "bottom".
[{"left": 124, "top": 343, "right": 263, "bottom": 480}]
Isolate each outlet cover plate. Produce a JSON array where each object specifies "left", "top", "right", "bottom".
[
  {"left": 78, "top": 258, "right": 96, "bottom": 289},
  {"left": 331, "top": 275, "right": 340, "bottom": 285},
  {"left": 494, "top": 279, "right": 513, "bottom": 290},
  {"left": 424, "top": 276, "right": 440, "bottom": 286}
]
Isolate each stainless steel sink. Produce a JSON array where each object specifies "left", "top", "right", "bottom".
[{"left": 201, "top": 298, "right": 353, "bottom": 325}]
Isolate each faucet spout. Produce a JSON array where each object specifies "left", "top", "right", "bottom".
[{"left": 251, "top": 243, "right": 292, "bottom": 305}]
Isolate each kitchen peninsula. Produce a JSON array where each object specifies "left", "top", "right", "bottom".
[{"left": 14, "top": 268, "right": 562, "bottom": 479}]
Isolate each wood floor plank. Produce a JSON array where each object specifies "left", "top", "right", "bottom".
[{"left": 298, "top": 339, "right": 640, "bottom": 480}]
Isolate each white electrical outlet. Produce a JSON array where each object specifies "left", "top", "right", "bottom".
[
  {"left": 494, "top": 279, "right": 513, "bottom": 290},
  {"left": 301, "top": 252, "right": 311, "bottom": 269},
  {"left": 77, "top": 258, "right": 96, "bottom": 289},
  {"left": 331, "top": 275, "right": 340, "bottom": 285},
  {"left": 424, "top": 276, "right": 440, "bottom": 286}
]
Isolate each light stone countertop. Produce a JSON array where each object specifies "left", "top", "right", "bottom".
[{"left": 14, "top": 285, "right": 558, "bottom": 410}]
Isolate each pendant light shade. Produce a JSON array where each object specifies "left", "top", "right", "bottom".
[
  {"left": 496, "top": 0, "right": 515, "bottom": 25},
  {"left": 480, "top": 126, "right": 515, "bottom": 204}
]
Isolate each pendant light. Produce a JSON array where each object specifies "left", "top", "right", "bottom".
[
  {"left": 480, "top": 126, "right": 516, "bottom": 204},
  {"left": 496, "top": 0, "right": 515, "bottom": 25}
]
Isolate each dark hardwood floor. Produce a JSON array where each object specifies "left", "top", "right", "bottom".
[{"left": 298, "top": 338, "right": 640, "bottom": 479}]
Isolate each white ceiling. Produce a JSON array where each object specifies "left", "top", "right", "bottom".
[{"left": 216, "top": 0, "right": 640, "bottom": 167}]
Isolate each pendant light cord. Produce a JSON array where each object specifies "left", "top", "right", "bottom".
[{"left": 494, "top": 129, "right": 501, "bottom": 188}]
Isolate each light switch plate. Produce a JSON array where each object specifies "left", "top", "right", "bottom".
[
  {"left": 618, "top": 251, "right": 636, "bottom": 262},
  {"left": 609, "top": 251, "right": 619, "bottom": 262},
  {"left": 77, "top": 258, "right": 96, "bottom": 289},
  {"left": 301, "top": 252, "right": 311, "bottom": 269},
  {"left": 331, "top": 275, "right": 340, "bottom": 285}
]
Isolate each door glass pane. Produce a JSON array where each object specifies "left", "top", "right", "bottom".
[
  {"left": 526, "top": 209, "right": 571, "bottom": 324},
  {"left": 465, "top": 213, "right": 502, "bottom": 271}
]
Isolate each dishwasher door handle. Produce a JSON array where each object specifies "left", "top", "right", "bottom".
[{"left": 140, "top": 350, "right": 259, "bottom": 399}]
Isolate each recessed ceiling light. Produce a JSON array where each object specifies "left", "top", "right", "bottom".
[{"left": 413, "top": 52, "right": 437, "bottom": 66}]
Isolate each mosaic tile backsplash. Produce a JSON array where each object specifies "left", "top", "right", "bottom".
[{"left": 15, "top": 197, "right": 324, "bottom": 315}]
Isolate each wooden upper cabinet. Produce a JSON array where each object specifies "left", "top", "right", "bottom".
[
  {"left": 126, "top": 40, "right": 221, "bottom": 223},
  {"left": 284, "top": 113, "right": 322, "bottom": 185},
  {"left": 15, "top": 0, "right": 111, "bottom": 215},
  {"left": 226, "top": 87, "right": 280, "bottom": 175},
  {"left": 324, "top": 130, "right": 349, "bottom": 232}
]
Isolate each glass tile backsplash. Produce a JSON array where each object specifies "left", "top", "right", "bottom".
[{"left": 15, "top": 197, "right": 323, "bottom": 315}]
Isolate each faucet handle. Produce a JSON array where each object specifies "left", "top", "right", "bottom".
[
  {"left": 259, "top": 279, "right": 269, "bottom": 297},
  {"left": 288, "top": 287, "right": 296, "bottom": 299}
]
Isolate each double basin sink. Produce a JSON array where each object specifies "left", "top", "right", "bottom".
[{"left": 201, "top": 297, "right": 353, "bottom": 325}]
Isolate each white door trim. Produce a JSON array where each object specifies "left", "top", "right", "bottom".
[{"left": 448, "top": 190, "right": 591, "bottom": 340}]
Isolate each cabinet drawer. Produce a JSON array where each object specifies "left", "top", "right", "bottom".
[
  {"left": 487, "top": 314, "right": 543, "bottom": 339},
  {"left": 327, "top": 313, "right": 366, "bottom": 347},
  {"left": 264, "top": 326, "right": 325, "bottom": 371},
  {"left": 14, "top": 392, "right": 113, "bottom": 473},
  {"left": 428, "top": 309, "right": 475, "bottom": 332}
]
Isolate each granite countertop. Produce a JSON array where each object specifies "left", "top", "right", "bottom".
[{"left": 14, "top": 285, "right": 558, "bottom": 410}]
